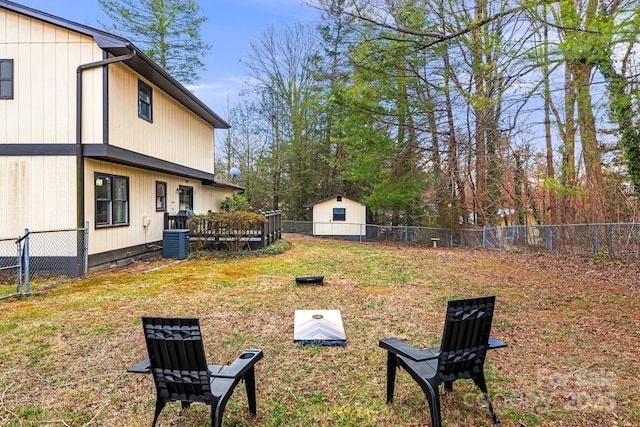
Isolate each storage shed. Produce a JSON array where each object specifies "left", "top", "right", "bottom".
[{"left": 304, "top": 195, "right": 366, "bottom": 240}]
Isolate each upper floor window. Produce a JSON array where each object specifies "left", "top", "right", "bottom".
[
  {"left": 95, "top": 173, "right": 129, "bottom": 227},
  {"left": 333, "top": 207, "right": 346, "bottom": 221},
  {"left": 0, "top": 59, "right": 14, "bottom": 99},
  {"left": 138, "top": 80, "right": 152, "bottom": 122}
]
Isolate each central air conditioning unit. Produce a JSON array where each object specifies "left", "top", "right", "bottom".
[{"left": 162, "top": 229, "right": 190, "bottom": 259}]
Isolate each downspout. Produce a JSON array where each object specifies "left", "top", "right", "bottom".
[{"left": 76, "top": 48, "right": 136, "bottom": 228}]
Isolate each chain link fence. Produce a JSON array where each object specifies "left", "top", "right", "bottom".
[
  {"left": 1, "top": 225, "right": 88, "bottom": 299},
  {"left": 365, "top": 225, "right": 453, "bottom": 246},
  {"left": 285, "top": 220, "right": 640, "bottom": 259},
  {"left": 283, "top": 220, "right": 314, "bottom": 235},
  {"left": 0, "top": 236, "right": 24, "bottom": 298},
  {"left": 283, "top": 221, "right": 453, "bottom": 246},
  {"left": 461, "top": 223, "right": 640, "bottom": 259}
]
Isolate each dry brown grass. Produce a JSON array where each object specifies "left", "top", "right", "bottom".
[{"left": 1, "top": 235, "right": 639, "bottom": 426}]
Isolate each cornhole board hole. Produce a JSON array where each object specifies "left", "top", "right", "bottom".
[
  {"left": 294, "top": 309, "right": 346, "bottom": 347},
  {"left": 295, "top": 276, "right": 324, "bottom": 285}
]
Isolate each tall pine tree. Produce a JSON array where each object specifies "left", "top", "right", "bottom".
[{"left": 98, "top": 0, "right": 210, "bottom": 84}]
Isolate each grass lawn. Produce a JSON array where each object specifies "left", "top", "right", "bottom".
[{"left": 1, "top": 235, "right": 639, "bottom": 426}]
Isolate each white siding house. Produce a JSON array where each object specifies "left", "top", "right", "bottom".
[
  {"left": 304, "top": 195, "right": 367, "bottom": 240},
  {"left": 0, "top": 0, "right": 241, "bottom": 270}
]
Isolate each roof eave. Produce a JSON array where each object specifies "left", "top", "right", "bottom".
[{"left": 0, "top": 0, "right": 230, "bottom": 130}]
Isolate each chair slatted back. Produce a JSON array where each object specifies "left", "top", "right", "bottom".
[
  {"left": 142, "top": 317, "right": 213, "bottom": 404},
  {"left": 437, "top": 295, "right": 495, "bottom": 382}
]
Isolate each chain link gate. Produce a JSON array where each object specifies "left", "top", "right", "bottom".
[
  {"left": 1, "top": 223, "right": 89, "bottom": 300},
  {"left": 0, "top": 233, "right": 26, "bottom": 299}
]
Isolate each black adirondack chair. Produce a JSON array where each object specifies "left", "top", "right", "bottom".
[
  {"left": 128, "top": 317, "right": 263, "bottom": 427},
  {"left": 379, "top": 295, "right": 505, "bottom": 427}
]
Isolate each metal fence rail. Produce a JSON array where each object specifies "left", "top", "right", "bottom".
[{"left": 1, "top": 224, "right": 88, "bottom": 299}]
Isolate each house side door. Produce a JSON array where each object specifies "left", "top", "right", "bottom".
[{"left": 178, "top": 186, "right": 193, "bottom": 211}]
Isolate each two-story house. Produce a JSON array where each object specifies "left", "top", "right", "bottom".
[{"left": 0, "top": 0, "right": 241, "bottom": 270}]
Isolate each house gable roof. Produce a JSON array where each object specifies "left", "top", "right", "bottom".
[{"left": 0, "top": 0, "right": 229, "bottom": 129}]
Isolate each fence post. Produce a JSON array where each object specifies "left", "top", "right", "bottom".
[
  {"left": 259, "top": 211, "right": 266, "bottom": 248},
  {"left": 270, "top": 211, "right": 276, "bottom": 243},
  {"left": 84, "top": 221, "right": 89, "bottom": 276},
  {"left": 23, "top": 229, "right": 30, "bottom": 293},
  {"left": 482, "top": 227, "right": 487, "bottom": 249},
  {"left": 277, "top": 210, "right": 282, "bottom": 239},
  {"left": 15, "top": 236, "right": 22, "bottom": 294},
  {"left": 595, "top": 224, "right": 600, "bottom": 254},
  {"left": 545, "top": 226, "right": 549, "bottom": 252}
]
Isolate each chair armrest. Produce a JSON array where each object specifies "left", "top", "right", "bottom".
[
  {"left": 209, "top": 349, "right": 263, "bottom": 379},
  {"left": 379, "top": 338, "right": 439, "bottom": 362},
  {"left": 127, "top": 358, "right": 151, "bottom": 374},
  {"left": 488, "top": 338, "right": 507, "bottom": 349}
]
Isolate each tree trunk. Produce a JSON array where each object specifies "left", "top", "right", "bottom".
[{"left": 574, "top": 62, "right": 605, "bottom": 222}]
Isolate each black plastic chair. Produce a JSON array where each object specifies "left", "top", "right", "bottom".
[
  {"left": 128, "top": 317, "right": 263, "bottom": 427},
  {"left": 379, "top": 295, "right": 504, "bottom": 426}
]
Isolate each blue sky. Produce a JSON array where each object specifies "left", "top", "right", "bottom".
[{"left": 17, "top": 0, "right": 320, "bottom": 118}]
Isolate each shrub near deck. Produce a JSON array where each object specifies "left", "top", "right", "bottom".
[{"left": 189, "top": 211, "right": 267, "bottom": 251}]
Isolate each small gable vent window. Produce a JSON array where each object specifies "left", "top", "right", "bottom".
[
  {"left": 336, "top": 196, "right": 342, "bottom": 202},
  {"left": 0, "top": 59, "right": 14, "bottom": 99},
  {"left": 138, "top": 80, "right": 152, "bottom": 122}
]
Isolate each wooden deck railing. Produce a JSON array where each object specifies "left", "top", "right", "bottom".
[{"left": 164, "top": 210, "right": 282, "bottom": 249}]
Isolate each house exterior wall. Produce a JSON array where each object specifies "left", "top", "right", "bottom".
[
  {"left": 0, "top": 8, "right": 103, "bottom": 145},
  {"left": 312, "top": 197, "right": 366, "bottom": 237},
  {"left": 0, "top": 156, "right": 76, "bottom": 238},
  {"left": 1, "top": 4, "right": 235, "bottom": 269},
  {"left": 107, "top": 63, "right": 215, "bottom": 173},
  {"left": 85, "top": 159, "right": 233, "bottom": 257}
]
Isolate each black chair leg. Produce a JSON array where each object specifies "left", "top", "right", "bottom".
[
  {"left": 421, "top": 380, "right": 442, "bottom": 427},
  {"left": 385, "top": 352, "right": 398, "bottom": 403},
  {"left": 473, "top": 373, "right": 500, "bottom": 424},
  {"left": 211, "top": 397, "right": 224, "bottom": 427},
  {"left": 444, "top": 381, "right": 454, "bottom": 392},
  {"left": 244, "top": 367, "right": 258, "bottom": 416},
  {"left": 151, "top": 400, "right": 165, "bottom": 427}
]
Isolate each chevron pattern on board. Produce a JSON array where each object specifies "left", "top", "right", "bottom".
[{"left": 294, "top": 310, "right": 346, "bottom": 345}]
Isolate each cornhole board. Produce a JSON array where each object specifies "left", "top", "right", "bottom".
[{"left": 294, "top": 309, "right": 346, "bottom": 347}]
